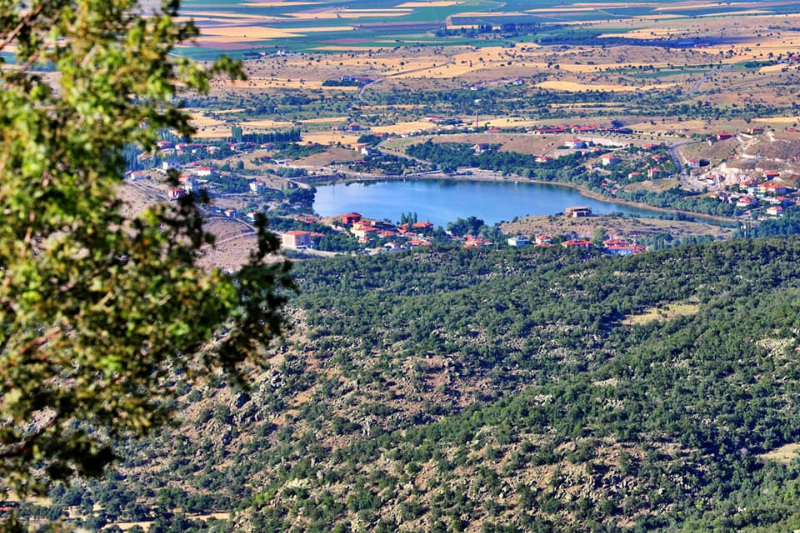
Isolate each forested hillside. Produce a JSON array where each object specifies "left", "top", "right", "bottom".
[{"left": 37, "top": 239, "right": 800, "bottom": 532}]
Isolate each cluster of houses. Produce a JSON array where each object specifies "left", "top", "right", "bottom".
[
  {"left": 163, "top": 163, "right": 218, "bottom": 201},
  {"left": 530, "top": 124, "right": 634, "bottom": 136},
  {"left": 507, "top": 234, "right": 646, "bottom": 256},
  {"left": 277, "top": 212, "right": 440, "bottom": 252},
  {"left": 708, "top": 172, "right": 796, "bottom": 216},
  {"left": 154, "top": 140, "right": 277, "bottom": 159}
]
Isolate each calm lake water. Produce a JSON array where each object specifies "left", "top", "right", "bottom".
[{"left": 313, "top": 179, "right": 661, "bottom": 227}]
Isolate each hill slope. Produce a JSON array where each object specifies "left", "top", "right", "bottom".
[{"left": 49, "top": 240, "right": 800, "bottom": 532}]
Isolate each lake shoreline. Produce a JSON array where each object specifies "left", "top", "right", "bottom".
[{"left": 304, "top": 169, "right": 738, "bottom": 226}]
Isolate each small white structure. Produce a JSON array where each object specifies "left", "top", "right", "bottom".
[{"left": 565, "top": 139, "right": 586, "bottom": 149}]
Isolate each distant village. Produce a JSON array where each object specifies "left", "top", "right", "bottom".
[
  {"left": 123, "top": 120, "right": 800, "bottom": 262},
  {"left": 281, "top": 206, "right": 647, "bottom": 257}
]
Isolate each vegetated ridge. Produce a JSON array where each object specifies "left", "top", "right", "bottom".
[{"left": 42, "top": 239, "right": 800, "bottom": 532}]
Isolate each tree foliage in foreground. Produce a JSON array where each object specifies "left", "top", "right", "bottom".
[{"left": 0, "top": 0, "right": 293, "bottom": 507}]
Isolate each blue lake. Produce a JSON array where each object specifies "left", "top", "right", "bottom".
[{"left": 313, "top": 179, "right": 662, "bottom": 227}]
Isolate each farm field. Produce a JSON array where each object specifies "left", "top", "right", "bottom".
[{"left": 175, "top": 0, "right": 800, "bottom": 54}]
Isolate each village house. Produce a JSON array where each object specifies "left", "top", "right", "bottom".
[
  {"left": 687, "top": 159, "right": 701, "bottom": 169},
  {"left": 600, "top": 154, "right": 621, "bottom": 167},
  {"left": 561, "top": 239, "right": 593, "bottom": 249},
  {"left": 766, "top": 205, "right": 785, "bottom": 217},
  {"left": 628, "top": 171, "right": 641, "bottom": 179},
  {"left": 160, "top": 160, "right": 180, "bottom": 173},
  {"left": 736, "top": 196, "right": 758, "bottom": 208},
  {"left": 647, "top": 168, "right": 663, "bottom": 179},
  {"left": 250, "top": 180, "right": 266, "bottom": 193},
  {"left": 739, "top": 179, "right": 759, "bottom": 194},
  {"left": 463, "top": 235, "right": 492, "bottom": 248},
  {"left": 572, "top": 125, "right": 599, "bottom": 134},
  {"left": 473, "top": 143, "right": 490, "bottom": 154},
  {"left": 223, "top": 208, "right": 238, "bottom": 218},
  {"left": 193, "top": 166, "right": 215, "bottom": 177},
  {"left": 748, "top": 126, "right": 765, "bottom": 135},
  {"left": 565, "top": 206, "right": 593, "bottom": 218},
  {"left": 411, "top": 221, "right": 434, "bottom": 232},
  {"left": 534, "top": 235, "right": 552, "bottom": 246},
  {"left": 535, "top": 155, "right": 553, "bottom": 163},
  {"left": 643, "top": 143, "right": 660, "bottom": 150},
  {"left": 282, "top": 230, "right": 312, "bottom": 250},
  {"left": 353, "top": 226, "right": 380, "bottom": 243},
  {"left": 565, "top": 138, "right": 586, "bottom": 149},
  {"left": 507, "top": 236, "right": 529, "bottom": 247},
  {"left": 341, "top": 212, "right": 362, "bottom": 225},
  {"left": 342, "top": 75, "right": 373, "bottom": 85},
  {"left": 716, "top": 132, "right": 733, "bottom": 141},
  {"left": 606, "top": 244, "right": 647, "bottom": 256},
  {"left": 532, "top": 125, "right": 568, "bottom": 135},
  {"left": 759, "top": 182, "right": 788, "bottom": 196}
]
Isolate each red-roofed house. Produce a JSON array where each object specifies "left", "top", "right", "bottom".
[
  {"left": 688, "top": 159, "right": 701, "bottom": 169},
  {"left": 759, "top": 182, "right": 788, "bottom": 195},
  {"left": 282, "top": 230, "right": 312, "bottom": 250},
  {"left": 717, "top": 132, "right": 733, "bottom": 141},
  {"left": 600, "top": 154, "right": 621, "bottom": 167},
  {"left": 464, "top": 235, "right": 492, "bottom": 248},
  {"left": 561, "top": 239, "right": 592, "bottom": 249},
  {"left": 341, "top": 212, "right": 362, "bottom": 225},
  {"left": 736, "top": 196, "right": 758, "bottom": 208},
  {"left": 353, "top": 226, "right": 380, "bottom": 243},
  {"left": 606, "top": 244, "right": 646, "bottom": 256},
  {"left": 565, "top": 139, "right": 586, "bottom": 149},
  {"left": 411, "top": 221, "right": 434, "bottom": 231}
]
